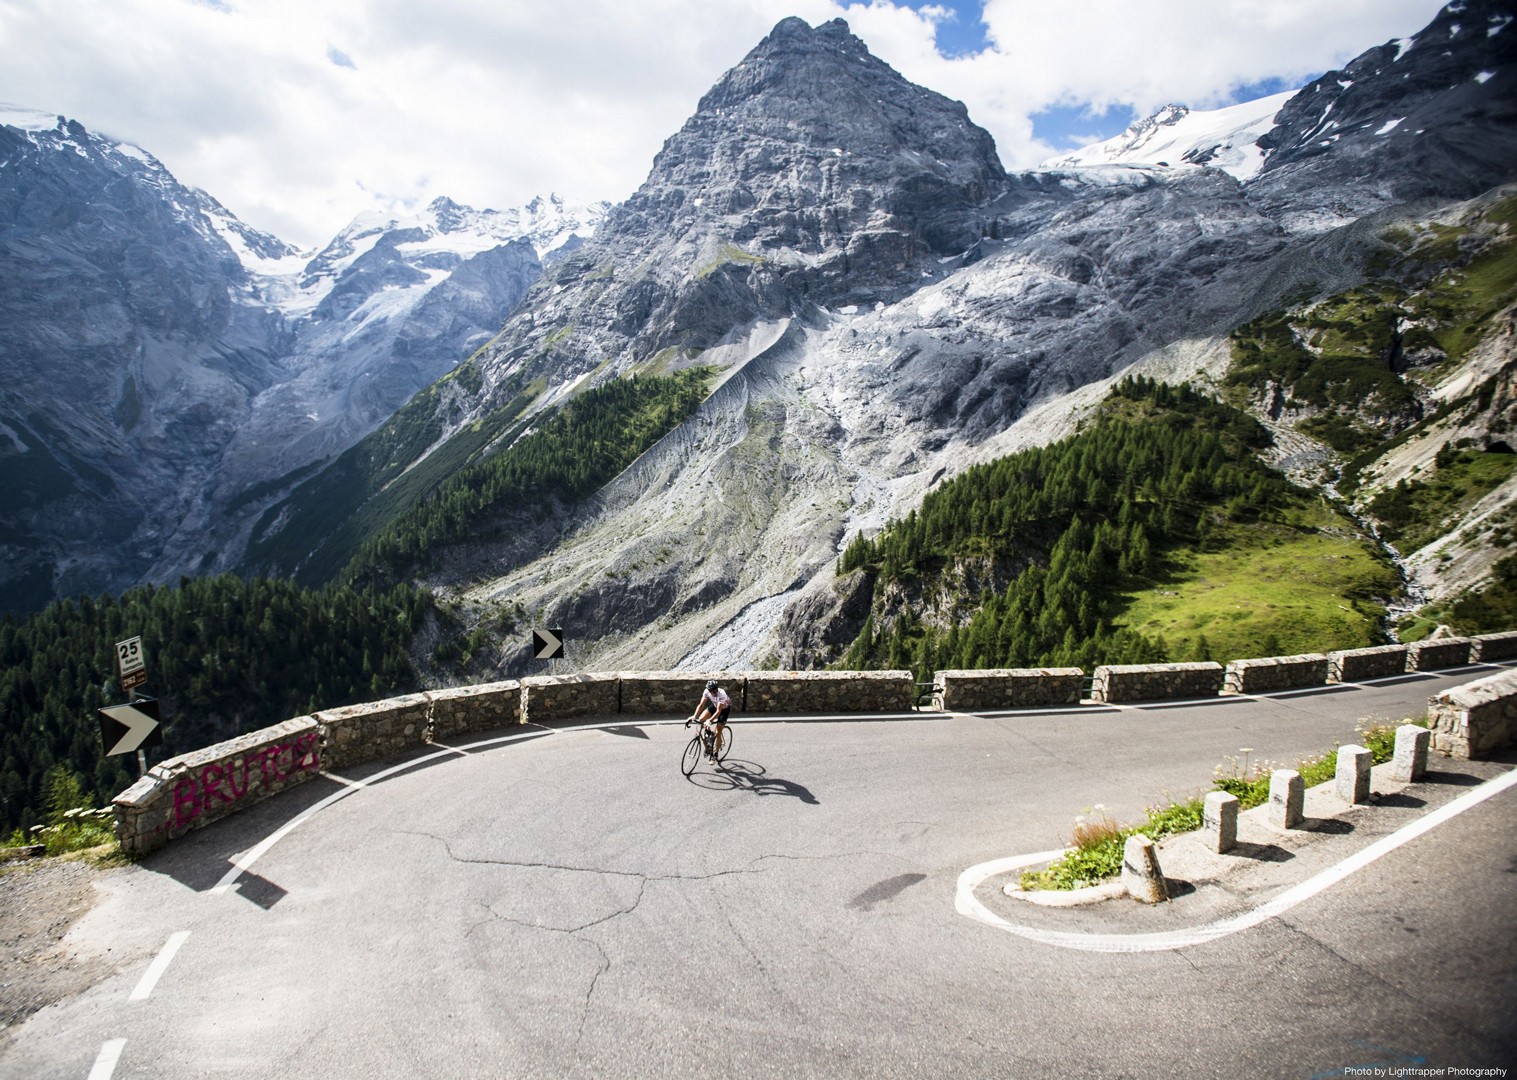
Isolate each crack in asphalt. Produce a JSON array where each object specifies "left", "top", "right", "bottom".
[{"left": 408, "top": 828, "right": 931, "bottom": 1060}]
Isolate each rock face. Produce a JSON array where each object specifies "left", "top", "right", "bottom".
[
  {"left": 8, "top": 3, "right": 1516, "bottom": 672},
  {"left": 241, "top": 7, "right": 1517, "bottom": 677},
  {"left": 0, "top": 109, "right": 291, "bottom": 610},
  {"left": 0, "top": 106, "right": 602, "bottom": 610},
  {"left": 473, "top": 8, "right": 1517, "bottom": 675},
  {"left": 454, "top": 16, "right": 1011, "bottom": 408},
  {"left": 1249, "top": 0, "right": 1517, "bottom": 232}
]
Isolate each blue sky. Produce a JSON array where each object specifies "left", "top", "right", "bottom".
[
  {"left": 896, "top": 0, "right": 1334, "bottom": 149},
  {"left": 0, "top": 0, "right": 1452, "bottom": 249}
]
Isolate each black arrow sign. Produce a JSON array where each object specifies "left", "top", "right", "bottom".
[
  {"left": 98, "top": 698, "right": 163, "bottom": 756},
  {"left": 533, "top": 628, "right": 565, "bottom": 660}
]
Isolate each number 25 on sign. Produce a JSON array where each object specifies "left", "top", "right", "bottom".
[{"left": 116, "top": 636, "right": 147, "bottom": 691}]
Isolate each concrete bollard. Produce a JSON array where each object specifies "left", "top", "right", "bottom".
[
  {"left": 1122, "top": 834, "right": 1169, "bottom": 904},
  {"left": 1391, "top": 725, "right": 1430, "bottom": 783},
  {"left": 1269, "top": 769, "right": 1304, "bottom": 829},
  {"left": 1335, "top": 744, "right": 1372, "bottom": 805},
  {"left": 1202, "top": 790, "right": 1239, "bottom": 853}
]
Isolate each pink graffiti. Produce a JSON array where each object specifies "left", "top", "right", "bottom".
[{"left": 170, "top": 732, "right": 320, "bottom": 829}]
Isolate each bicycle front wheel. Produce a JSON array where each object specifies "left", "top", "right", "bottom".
[
  {"left": 681, "top": 735, "right": 703, "bottom": 777},
  {"left": 714, "top": 725, "right": 732, "bottom": 762}
]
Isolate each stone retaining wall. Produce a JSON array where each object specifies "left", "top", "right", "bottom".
[
  {"left": 1407, "top": 637, "right": 1474, "bottom": 672},
  {"left": 318, "top": 694, "right": 431, "bottom": 771},
  {"left": 1473, "top": 631, "right": 1517, "bottom": 662},
  {"left": 522, "top": 674, "right": 621, "bottom": 724},
  {"left": 619, "top": 673, "right": 741, "bottom": 715},
  {"left": 933, "top": 668, "right": 1083, "bottom": 712},
  {"left": 1427, "top": 667, "right": 1517, "bottom": 759},
  {"left": 742, "top": 670, "right": 914, "bottom": 713},
  {"left": 426, "top": 681, "right": 522, "bottom": 740},
  {"left": 114, "top": 635, "right": 1515, "bottom": 856},
  {"left": 115, "top": 718, "right": 321, "bottom": 856},
  {"left": 1327, "top": 644, "right": 1409, "bottom": 683},
  {"left": 1090, "top": 662, "right": 1224, "bottom": 704},
  {"left": 1224, "top": 654, "right": 1330, "bottom": 695}
]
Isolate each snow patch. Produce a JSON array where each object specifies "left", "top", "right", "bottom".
[
  {"left": 0, "top": 104, "right": 62, "bottom": 131},
  {"left": 1475, "top": 70, "right": 1497, "bottom": 83},
  {"left": 1040, "top": 90, "right": 1295, "bottom": 182},
  {"left": 1376, "top": 117, "right": 1405, "bottom": 135}
]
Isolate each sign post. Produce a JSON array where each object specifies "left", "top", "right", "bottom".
[{"left": 111, "top": 636, "right": 154, "bottom": 775}]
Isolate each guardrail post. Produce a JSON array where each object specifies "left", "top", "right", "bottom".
[
  {"left": 1335, "top": 744, "right": 1372, "bottom": 805},
  {"left": 1269, "top": 769, "right": 1303, "bottom": 830},
  {"left": 1391, "top": 725, "right": 1430, "bottom": 783}
]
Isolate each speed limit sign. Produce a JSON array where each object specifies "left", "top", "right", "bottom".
[{"left": 116, "top": 636, "right": 147, "bottom": 692}]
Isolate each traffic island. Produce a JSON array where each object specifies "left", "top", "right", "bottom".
[{"left": 967, "top": 753, "right": 1517, "bottom": 941}]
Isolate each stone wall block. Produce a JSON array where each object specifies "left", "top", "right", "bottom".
[
  {"left": 1224, "top": 654, "right": 1330, "bottom": 695},
  {"left": 619, "top": 673, "right": 743, "bottom": 715},
  {"left": 932, "top": 668, "right": 1083, "bottom": 712},
  {"left": 742, "top": 671, "right": 914, "bottom": 713},
  {"left": 316, "top": 694, "right": 432, "bottom": 771},
  {"left": 113, "top": 717, "right": 321, "bottom": 857},
  {"left": 1407, "top": 637, "right": 1474, "bottom": 672},
  {"left": 1428, "top": 668, "right": 1517, "bottom": 759},
  {"left": 1327, "top": 645, "right": 1409, "bottom": 683},
  {"left": 1090, "top": 662, "right": 1223, "bottom": 704},
  {"left": 521, "top": 674, "right": 620, "bottom": 724},
  {"left": 426, "top": 681, "right": 523, "bottom": 739},
  {"left": 1473, "top": 631, "right": 1517, "bottom": 662}
]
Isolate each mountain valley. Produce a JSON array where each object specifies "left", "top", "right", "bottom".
[{"left": 2, "top": 2, "right": 1516, "bottom": 828}]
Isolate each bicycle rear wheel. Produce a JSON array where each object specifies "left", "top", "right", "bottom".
[
  {"left": 681, "top": 735, "right": 702, "bottom": 776},
  {"left": 714, "top": 725, "right": 732, "bottom": 762}
]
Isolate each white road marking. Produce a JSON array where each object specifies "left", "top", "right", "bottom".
[
  {"left": 130, "top": 930, "right": 190, "bottom": 1000},
  {"left": 87, "top": 1038, "right": 126, "bottom": 1080},
  {"left": 956, "top": 766, "right": 1517, "bottom": 953},
  {"left": 210, "top": 728, "right": 556, "bottom": 896}
]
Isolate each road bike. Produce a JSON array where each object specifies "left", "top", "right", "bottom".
[{"left": 681, "top": 716, "right": 732, "bottom": 776}]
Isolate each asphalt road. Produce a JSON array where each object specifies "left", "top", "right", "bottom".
[{"left": 4, "top": 665, "right": 1515, "bottom": 1079}]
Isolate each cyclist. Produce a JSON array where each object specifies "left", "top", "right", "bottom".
[{"left": 691, "top": 679, "right": 731, "bottom": 759}]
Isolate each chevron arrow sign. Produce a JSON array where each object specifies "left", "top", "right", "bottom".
[
  {"left": 533, "top": 627, "right": 565, "bottom": 660},
  {"left": 98, "top": 698, "right": 164, "bottom": 757}
]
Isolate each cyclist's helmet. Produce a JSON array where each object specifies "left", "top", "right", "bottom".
[{"left": 705, "top": 679, "right": 719, "bottom": 690}]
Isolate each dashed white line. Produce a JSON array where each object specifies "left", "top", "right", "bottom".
[
  {"left": 131, "top": 930, "right": 190, "bottom": 1001},
  {"left": 87, "top": 1038, "right": 126, "bottom": 1080},
  {"left": 956, "top": 766, "right": 1517, "bottom": 953}
]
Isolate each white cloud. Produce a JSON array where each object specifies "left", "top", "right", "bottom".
[{"left": 0, "top": 0, "right": 1450, "bottom": 249}]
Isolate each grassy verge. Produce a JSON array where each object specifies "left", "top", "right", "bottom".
[
  {"left": 1114, "top": 507, "right": 1398, "bottom": 661},
  {"left": 1017, "top": 718, "right": 1425, "bottom": 891},
  {"left": 4, "top": 808, "right": 121, "bottom": 862}
]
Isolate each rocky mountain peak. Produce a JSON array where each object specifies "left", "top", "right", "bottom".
[
  {"left": 606, "top": 16, "right": 1005, "bottom": 260},
  {"left": 1249, "top": 0, "right": 1517, "bottom": 229},
  {"left": 452, "top": 16, "right": 1016, "bottom": 405}
]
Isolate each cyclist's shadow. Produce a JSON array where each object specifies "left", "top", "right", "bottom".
[{"left": 690, "top": 758, "right": 819, "bottom": 805}]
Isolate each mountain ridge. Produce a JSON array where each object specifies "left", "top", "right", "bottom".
[
  {"left": 4, "top": 4, "right": 1515, "bottom": 679},
  {"left": 0, "top": 104, "right": 605, "bottom": 610}
]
